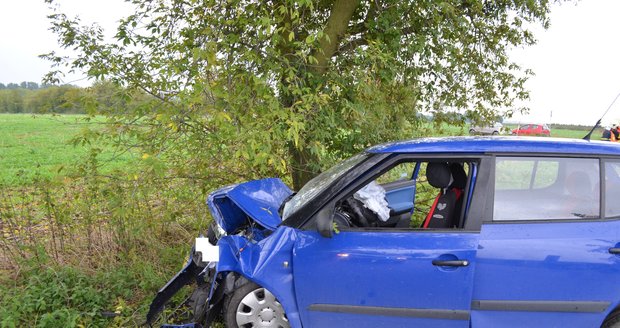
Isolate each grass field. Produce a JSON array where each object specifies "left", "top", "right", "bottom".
[
  {"left": 0, "top": 114, "right": 136, "bottom": 186},
  {"left": 0, "top": 114, "right": 605, "bottom": 186}
]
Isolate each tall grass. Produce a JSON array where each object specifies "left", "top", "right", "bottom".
[{"left": 0, "top": 115, "right": 213, "bottom": 326}]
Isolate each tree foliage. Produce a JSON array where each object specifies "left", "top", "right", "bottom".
[{"left": 45, "top": 0, "right": 555, "bottom": 189}]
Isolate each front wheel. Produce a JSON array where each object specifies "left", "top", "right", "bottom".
[
  {"left": 224, "top": 282, "right": 290, "bottom": 328},
  {"left": 188, "top": 284, "right": 210, "bottom": 323},
  {"left": 602, "top": 309, "right": 620, "bottom": 328}
]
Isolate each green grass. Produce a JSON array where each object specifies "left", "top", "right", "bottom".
[
  {"left": 550, "top": 128, "right": 599, "bottom": 139},
  {"left": 0, "top": 114, "right": 135, "bottom": 186},
  {"left": 0, "top": 114, "right": 601, "bottom": 187}
]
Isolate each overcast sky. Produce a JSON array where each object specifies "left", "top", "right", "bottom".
[{"left": 1, "top": 0, "right": 619, "bottom": 125}]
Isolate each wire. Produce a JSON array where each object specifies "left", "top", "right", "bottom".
[{"left": 583, "top": 89, "right": 620, "bottom": 140}]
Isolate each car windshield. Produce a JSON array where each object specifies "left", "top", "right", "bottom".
[{"left": 282, "top": 153, "right": 369, "bottom": 220}]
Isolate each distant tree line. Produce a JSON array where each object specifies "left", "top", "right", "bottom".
[
  {"left": 0, "top": 81, "right": 51, "bottom": 90},
  {"left": 0, "top": 81, "right": 151, "bottom": 114}
]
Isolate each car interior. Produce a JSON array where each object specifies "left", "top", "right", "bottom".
[
  {"left": 333, "top": 159, "right": 475, "bottom": 230},
  {"left": 493, "top": 157, "right": 600, "bottom": 221}
]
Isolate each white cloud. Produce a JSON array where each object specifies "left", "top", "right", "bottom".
[
  {"left": 510, "top": 0, "right": 620, "bottom": 125},
  {"left": 0, "top": 0, "right": 132, "bottom": 86}
]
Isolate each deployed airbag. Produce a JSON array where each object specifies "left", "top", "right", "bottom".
[{"left": 353, "top": 181, "right": 390, "bottom": 222}]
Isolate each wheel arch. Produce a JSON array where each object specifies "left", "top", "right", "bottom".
[
  {"left": 601, "top": 301, "right": 620, "bottom": 327},
  {"left": 216, "top": 228, "right": 303, "bottom": 328}
]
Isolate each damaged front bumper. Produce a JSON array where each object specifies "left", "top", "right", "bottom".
[
  {"left": 146, "top": 238, "right": 223, "bottom": 327},
  {"left": 147, "top": 178, "right": 294, "bottom": 327}
]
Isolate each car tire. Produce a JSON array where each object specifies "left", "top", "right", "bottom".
[
  {"left": 492, "top": 131, "right": 499, "bottom": 135},
  {"left": 188, "top": 283, "right": 210, "bottom": 324},
  {"left": 469, "top": 129, "right": 476, "bottom": 135},
  {"left": 602, "top": 309, "right": 620, "bottom": 328},
  {"left": 224, "top": 281, "right": 290, "bottom": 328}
]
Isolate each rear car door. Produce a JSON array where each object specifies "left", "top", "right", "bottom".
[{"left": 471, "top": 156, "right": 620, "bottom": 327}]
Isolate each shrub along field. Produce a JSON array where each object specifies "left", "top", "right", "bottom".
[{"left": 0, "top": 113, "right": 608, "bottom": 327}]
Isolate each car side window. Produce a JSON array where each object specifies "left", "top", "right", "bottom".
[
  {"left": 495, "top": 159, "right": 558, "bottom": 190},
  {"left": 494, "top": 157, "right": 600, "bottom": 221},
  {"left": 333, "top": 160, "right": 472, "bottom": 230},
  {"left": 375, "top": 162, "right": 416, "bottom": 185},
  {"left": 605, "top": 161, "right": 620, "bottom": 218}
]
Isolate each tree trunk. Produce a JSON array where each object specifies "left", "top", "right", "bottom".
[
  {"left": 288, "top": 0, "right": 360, "bottom": 190},
  {"left": 290, "top": 144, "right": 320, "bottom": 190}
]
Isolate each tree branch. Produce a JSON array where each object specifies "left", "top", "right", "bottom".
[{"left": 337, "top": 36, "right": 368, "bottom": 54}]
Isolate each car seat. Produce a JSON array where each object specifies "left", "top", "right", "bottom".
[
  {"left": 422, "top": 162, "right": 464, "bottom": 229},
  {"left": 448, "top": 162, "right": 467, "bottom": 221}
]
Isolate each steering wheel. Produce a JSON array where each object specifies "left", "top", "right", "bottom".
[{"left": 341, "top": 198, "right": 371, "bottom": 227}]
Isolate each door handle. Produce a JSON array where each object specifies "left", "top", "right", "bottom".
[
  {"left": 432, "top": 259, "right": 469, "bottom": 267},
  {"left": 609, "top": 247, "right": 620, "bottom": 255}
]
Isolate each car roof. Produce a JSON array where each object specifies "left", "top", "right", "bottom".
[{"left": 367, "top": 136, "right": 620, "bottom": 156}]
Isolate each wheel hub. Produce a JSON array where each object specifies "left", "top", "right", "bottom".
[
  {"left": 236, "top": 287, "right": 290, "bottom": 328},
  {"left": 259, "top": 308, "right": 275, "bottom": 322}
]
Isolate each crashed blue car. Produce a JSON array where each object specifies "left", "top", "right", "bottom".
[{"left": 147, "top": 136, "right": 620, "bottom": 328}]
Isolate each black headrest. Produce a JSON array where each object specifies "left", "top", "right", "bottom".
[
  {"left": 426, "top": 162, "right": 452, "bottom": 188},
  {"left": 449, "top": 163, "right": 467, "bottom": 189}
]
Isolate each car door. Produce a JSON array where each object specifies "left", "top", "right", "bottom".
[
  {"left": 293, "top": 229, "right": 478, "bottom": 328},
  {"left": 471, "top": 156, "right": 620, "bottom": 327},
  {"left": 291, "top": 158, "right": 480, "bottom": 328},
  {"left": 381, "top": 163, "right": 418, "bottom": 215},
  {"left": 518, "top": 124, "right": 530, "bottom": 136}
]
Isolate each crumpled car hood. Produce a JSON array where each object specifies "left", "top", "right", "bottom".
[{"left": 207, "top": 178, "right": 293, "bottom": 234}]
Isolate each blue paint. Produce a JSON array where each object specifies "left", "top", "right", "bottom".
[
  {"left": 472, "top": 220, "right": 620, "bottom": 327},
  {"left": 292, "top": 230, "right": 478, "bottom": 327},
  {"left": 367, "top": 136, "right": 620, "bottom": 155},
  {"left": 384, "top": 185, "right": 415, "bottom": 213},
  {"left": 207, "top": 178, "right": 292, "bottom": 233},
  {"left": 217, "top": 227, "right": 303, "bottom": 328}
]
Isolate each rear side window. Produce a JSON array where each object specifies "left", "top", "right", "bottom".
[
  {"left": 494, "top": 157, "right": 600, "bottom": 221},
  {"left": 495, "top": 159, "right": 558, "bottom": 190},
  {"left": 605, "top": 161, "right": 620, "bottom": 217}
]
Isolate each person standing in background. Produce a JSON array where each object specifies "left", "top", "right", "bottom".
[
  {"left": 612, "top": 124, "right": 620, "bottom": 142},
  {"left": 602, "top": 126, "right": 613, "bottom": 141}
]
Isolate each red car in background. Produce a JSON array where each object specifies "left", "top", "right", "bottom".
[{"left": 511, "top": 123, "right": 551, "bottom": 136}]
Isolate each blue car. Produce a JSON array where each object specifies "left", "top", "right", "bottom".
[{"left": 148, "top": 136, "right": 620, "bottom": 328}]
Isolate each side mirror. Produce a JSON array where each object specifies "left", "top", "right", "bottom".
[{"left": 315, "top": 207, "right": 334, "bottom": 238}]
